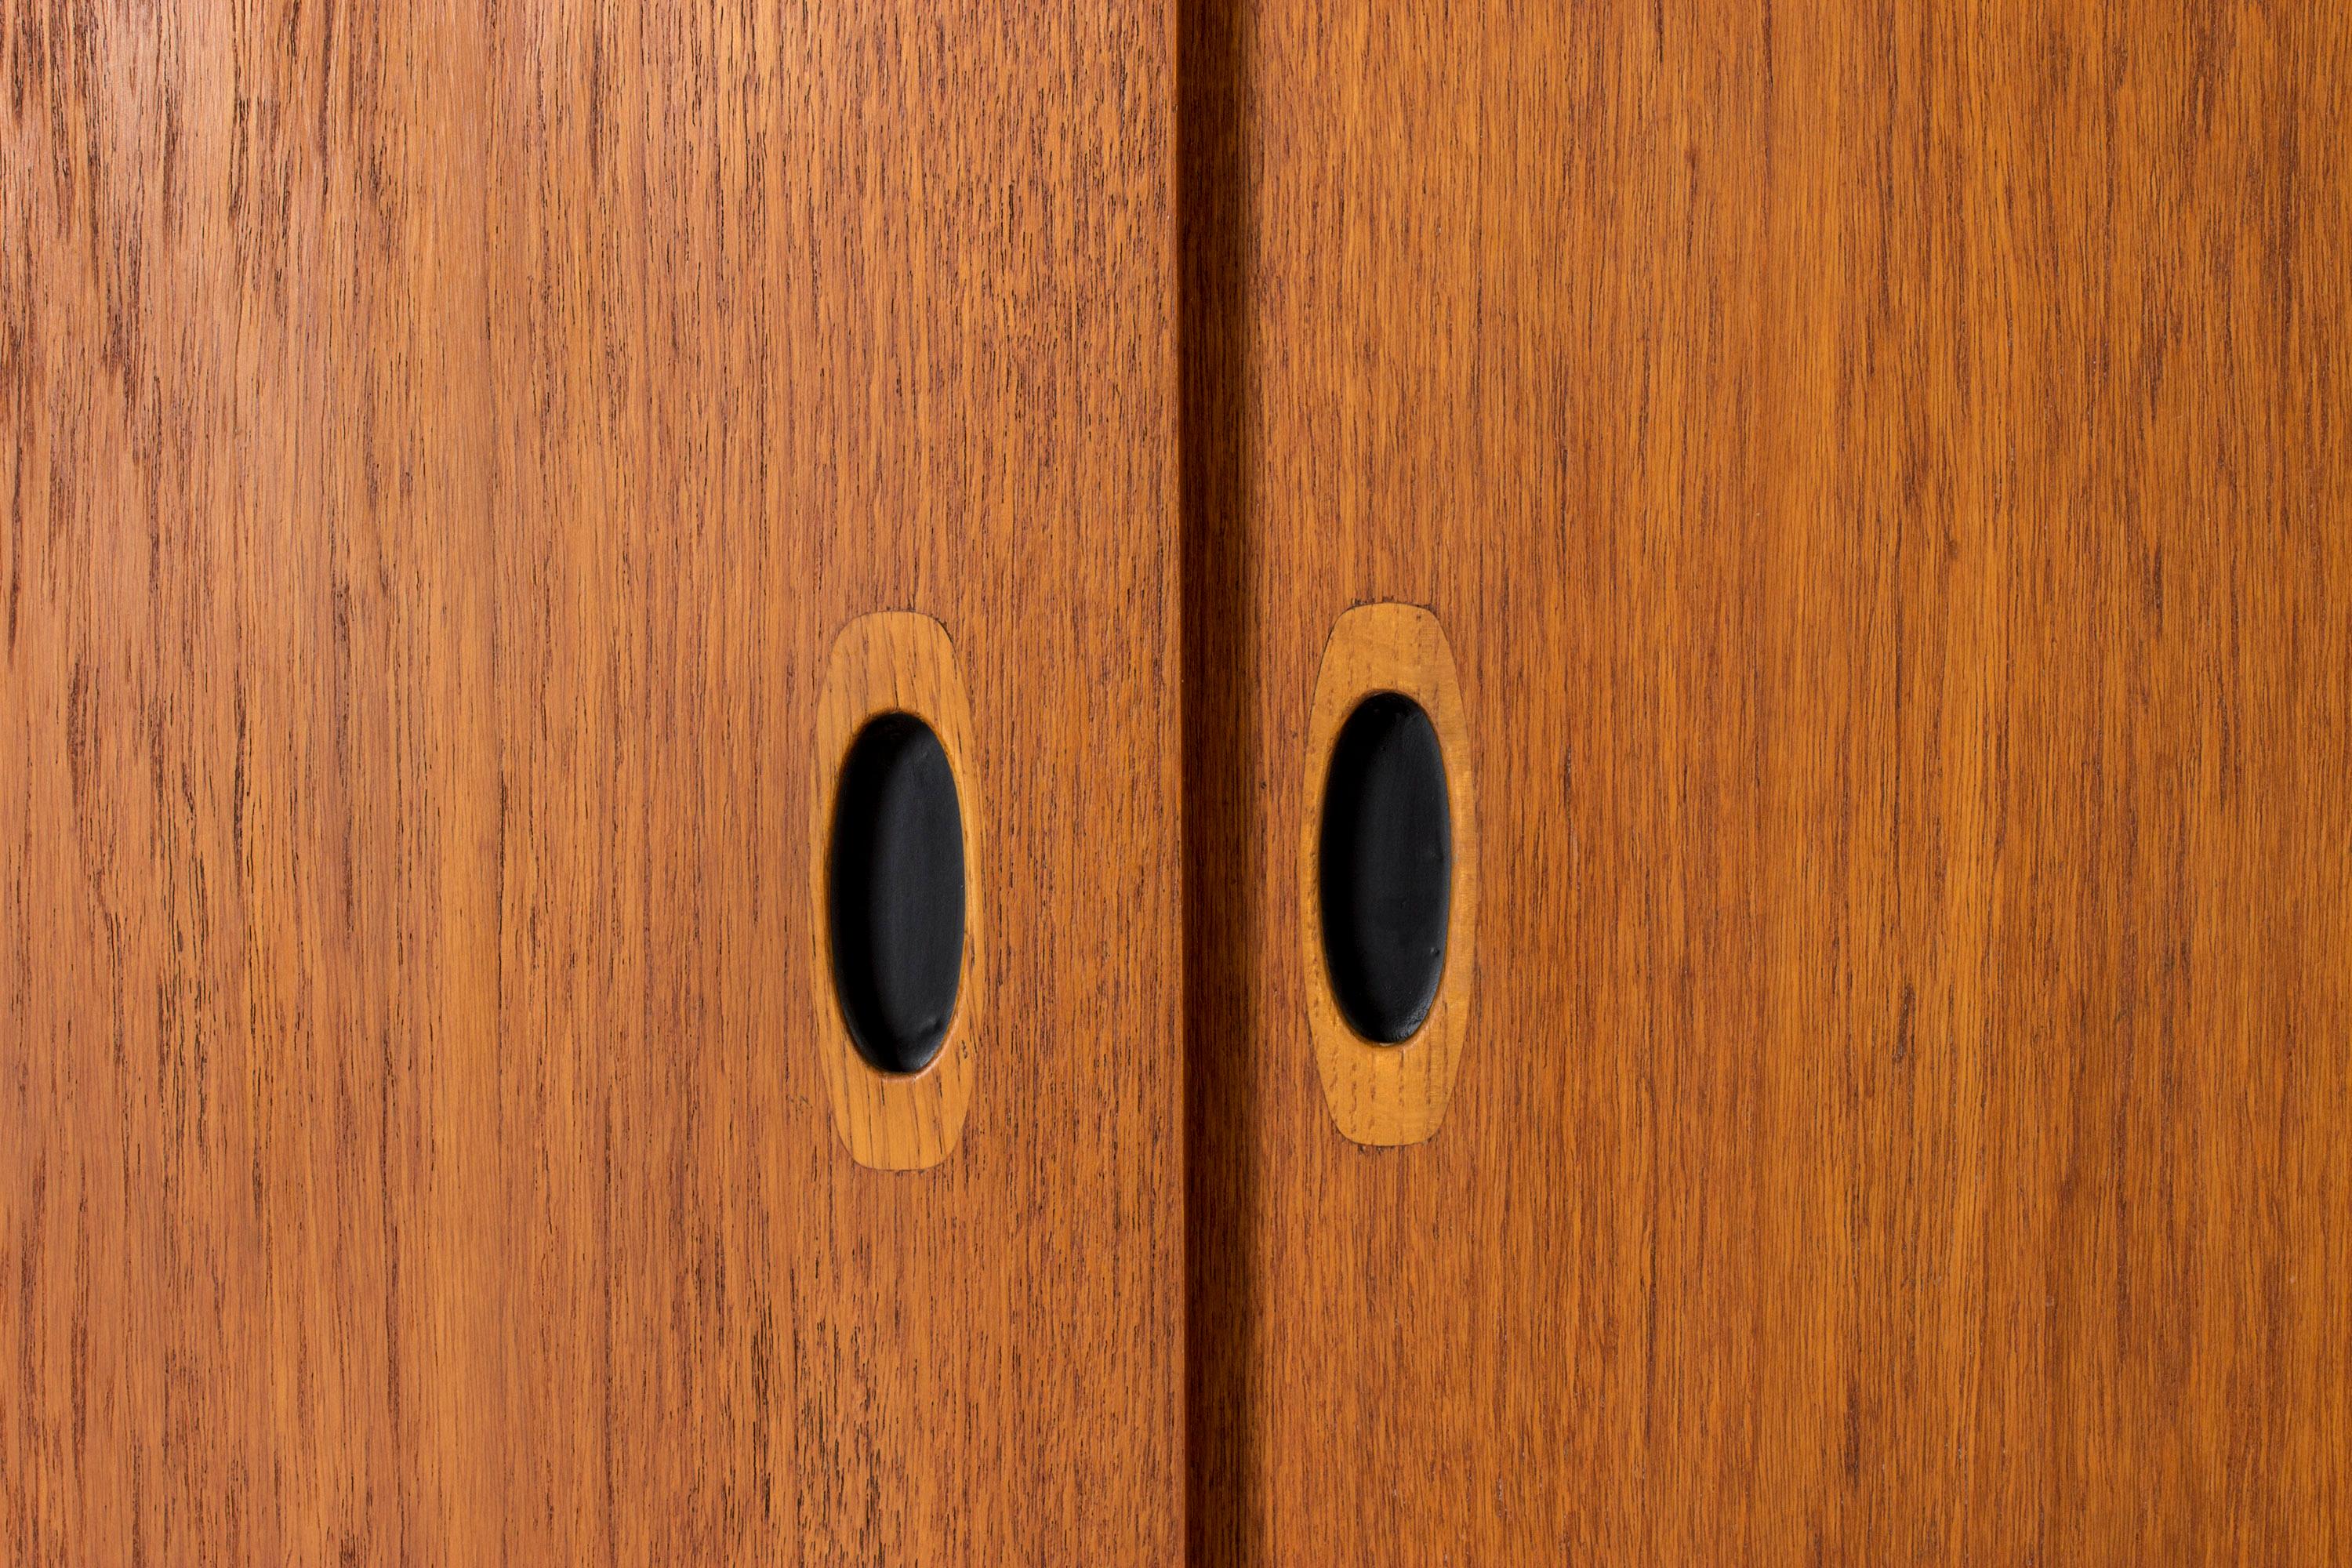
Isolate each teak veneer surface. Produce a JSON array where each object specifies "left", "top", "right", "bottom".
[
  {"left": 4, "top": 3, "right": 1179, "bottom": 1562},
  {"left": 1182, "top": 0, "right": 2350, "bottom": 1561},
  {"left": 8, "top": 0, "right": 2352, "bottom": 1563}
]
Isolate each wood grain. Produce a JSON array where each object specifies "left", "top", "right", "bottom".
[
  {"left": 808, "top": 612, "right": 982, "bottom": 1172},
  {"left": 2, "top": 2, "right": 1180, "bottom": 1562},
  {"left": 11, "top": 0, "right": 2351, "bottom": 1560},
  {"left": 1185, "top": 0, "right": 2352, "bottom": 1560},
  {"left": 1300, "top": 601, "right": 1477, "bottom": 1146}
]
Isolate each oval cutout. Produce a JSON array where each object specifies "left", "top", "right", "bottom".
[
  {"left": 1318, "top": 691, "right": 1452, "bottom": 1044},
  {"left": 828, "top": 713, "right": 967, "bottom": 1074}
]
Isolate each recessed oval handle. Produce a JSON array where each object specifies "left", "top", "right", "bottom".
[
  {"left": 1317, "top": 691, "right": 1452, "bottom": 1044},
  {"left": 827, "top": 712, "right": 967, "bottom": 1075}
]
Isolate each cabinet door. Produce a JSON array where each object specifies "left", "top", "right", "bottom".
[
  {"left": 2, "top": 5, "right": 1179, "bottom": 1562},
  {"left": 1188, "top": 1, "right": 2350, "bottom": 1559}
]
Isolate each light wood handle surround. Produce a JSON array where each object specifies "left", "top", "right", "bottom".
[
  {"left": 1300, "top": 602, "right": 1479, "bottom": 1146},
  {"left": 809, "top": 612, "right": 983, "bottom": 1171}
]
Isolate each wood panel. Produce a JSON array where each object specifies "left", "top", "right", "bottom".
[
  {"left": 2, "top": 2, "right": 1179, "bottom": 1562},
  {"left": 1186, "top": 0, "right": 2351, "bottom": 1559}
]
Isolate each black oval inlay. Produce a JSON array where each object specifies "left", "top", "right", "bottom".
[
  {"left": 1319, "top": 692, "right": 1452, "bottom": 1044},
  {"left": 828, "top": 713, "right": 966, "bottom": 1074}
]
